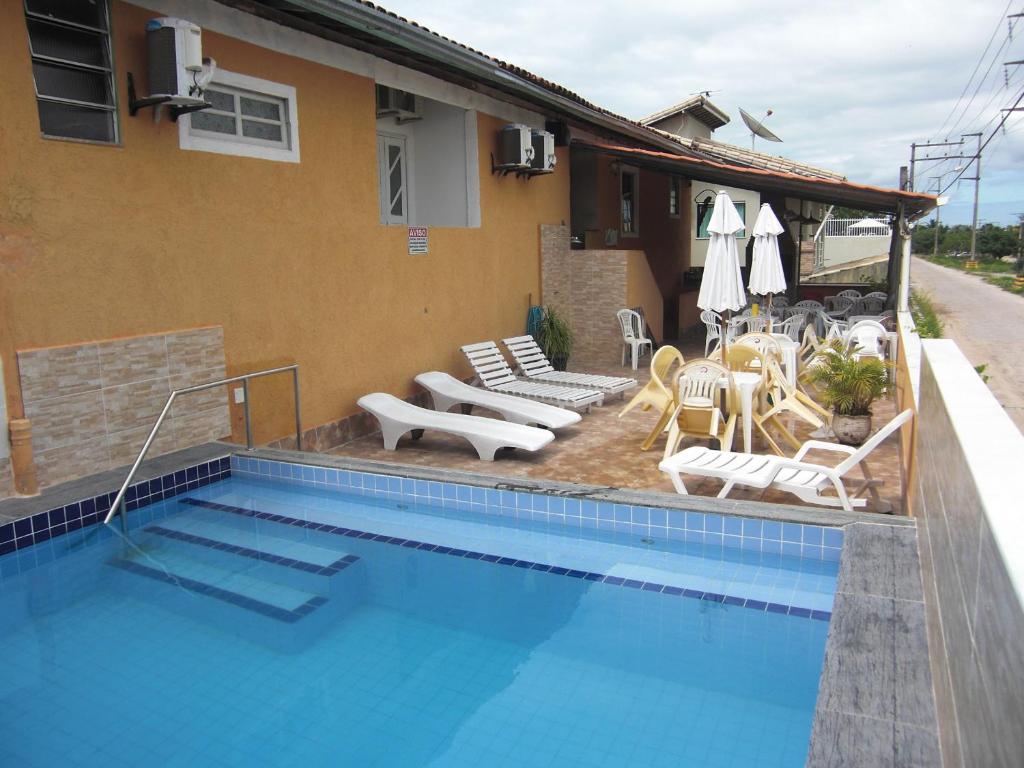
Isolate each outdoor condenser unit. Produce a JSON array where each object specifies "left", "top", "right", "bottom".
[
  {"left": 497, "top": 124, "right": 534, "bottom": 168},
  {"left": 145, "top": 17, "right": 212, "bottom": 108},
  {"left": 530, "top": 129, "right": 556, "bottom": 172}
]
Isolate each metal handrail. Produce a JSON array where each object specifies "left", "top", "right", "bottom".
[{"left": 103, "top": 364, "right": 302, "bottom": 529}]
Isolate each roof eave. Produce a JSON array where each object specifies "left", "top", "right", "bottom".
[{"left": 272, "top": 0, "right": 692, "bottom": 154}]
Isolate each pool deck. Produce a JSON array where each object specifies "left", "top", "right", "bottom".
[{"left": 330, "top": 337, "right": 906, "bottom": 516}]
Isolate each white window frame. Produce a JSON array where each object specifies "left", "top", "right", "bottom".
[
  {"left": 179, "top": 70, "right": 299, "bottom": 163},
  {"left": 696, "top": 200, "right": 747, "bottom": 240},
  {"left": 620, "top": 165, "right": 640, "bottom": 238},
  {"left": 377, "top": 131, "right": 411, "bottom": 225}
]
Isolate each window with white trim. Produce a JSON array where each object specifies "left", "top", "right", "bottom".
[
  {"left": 180, "top": 70, "right": 299, "bottom": 163},
  {"left": 377, "top": 133, "right": 408, "bottom": 225},
  {"left": 620, "top": 166, "right": 640, "bottom": 237},
  {"left": 23, "top": 0, "right": 118, "bottom": 143}
]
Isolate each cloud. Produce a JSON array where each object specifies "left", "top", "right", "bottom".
[{"left": 382, "top": 0, "right": 1024, "bottom": 221}]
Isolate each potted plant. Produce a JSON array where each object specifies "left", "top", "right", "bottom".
[
  {"left": 807, "top": 341, "right": 891, "bottom": 445},
  {"left": 537, "top": 306, "right": 574, "bottom": 371}
]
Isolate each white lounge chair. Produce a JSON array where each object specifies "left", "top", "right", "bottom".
[
  {"left": 414, "top": 371, "right": 581, "bottom": 430},
  {"left": 461, "top": 342, "right": 604, "bottom": 412},
  {"left": 501, "top": 336, "right": 636, "bottom": 398},
  {"left": 658, "top": 410, "right": 913, "bottom": 512},
  {"left": 357, "top": 393, "right": 555, "bottom": 461}
]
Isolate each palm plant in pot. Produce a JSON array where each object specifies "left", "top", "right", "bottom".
[
  {"left": 807, "top": 341, "right": 890, "bottom": 445},
  {"left": 536, "top": 306, "right": 574, "bottom": 371}
]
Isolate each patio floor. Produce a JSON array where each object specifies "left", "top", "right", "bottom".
[{"left": 331, "top": 335, "right": 904, "bottom": 515}]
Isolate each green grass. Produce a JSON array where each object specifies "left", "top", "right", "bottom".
[
  {"left": 981, "top": 275, "right": 1024, "bottom": 295},
  {"left": 909, "top": 291, "right": 944, "bottom": 339},
  {"left": 921, "top": 254, "right": 1017, "bottom": 273}
]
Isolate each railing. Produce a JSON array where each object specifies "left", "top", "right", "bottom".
[
  {"left": 103, "top": 364, "right": 302, "bottom": 529},
  {"left": 821, "top": 217, "right": 891, "bottom": 238}
]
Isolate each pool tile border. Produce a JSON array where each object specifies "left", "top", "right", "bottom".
[
  {"left": 230, "top": 456, "right": 844, "bottom": 561},
  {"left": 0, "top": 457, "right": 231, "bottom": 556},
  {"left": 181, "top": 496, "right": 832, "bottom": 622}
]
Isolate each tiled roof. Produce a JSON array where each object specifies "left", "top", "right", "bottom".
[
  {"left": 640, "top": 96, "right": 731, "bottom": 130},
  {"left": 675, "top": 136, "right": 846, "bottom": 181}
]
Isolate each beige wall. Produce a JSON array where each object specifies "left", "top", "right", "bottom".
[{"left": 0, "top": 1, "right": 569, "bottom": 478}]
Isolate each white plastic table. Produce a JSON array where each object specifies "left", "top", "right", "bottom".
[
  {"left": 770, "top": 334, "right": 800, "bottom": 387},
  {"left": 718, "top": 371, "right": 762, "bottom": 453}
]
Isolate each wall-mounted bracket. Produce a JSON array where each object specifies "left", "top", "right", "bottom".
[{"left": 127, "top": 72, "right": 210, "bottom": 123}]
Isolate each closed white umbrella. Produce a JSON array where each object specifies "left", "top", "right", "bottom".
[
  {"left": 698, "top": 190, "right": 747, "bottom": 359},
  {"left": 748, "top": 203, "right": 787, "bottom": 332}
]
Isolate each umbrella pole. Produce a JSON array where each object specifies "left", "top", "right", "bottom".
[
  {"left": 767, "top": 294, "right": 773, "bottom": 334},
  {"left": 721, "top": 309, "right": 730, "bottom": 364}
]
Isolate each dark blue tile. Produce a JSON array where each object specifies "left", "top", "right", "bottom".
[
  {"left": 464, "top": 551, "right": 484, "bottom": 560},
  {"left": 682, "top": 588, "right": 704, "bottom": 599},
  {"left": 66, "top": 518, "right": 83, "bottom": 533},
  {"left": 480, "top": 554, "right": 500, "bottom": 562},
  {"left": 198, "top": 463, "right": 210, "bottom": 478},
  {"left": 641, "top": 583, "right": 664, "bottom": 593},
  {"left": 31, "top": 512, "right": 49, "bottom": 533},
  {"left": 186, "top": 467, "right": 198, "bottom": 481},
  {"left": 0, "top": 524, "right": 13, "bottom": 544},
  {"left": 582, "top": 572, "right": 604, "bottom": 581},
  {"left": 745, "top": 599, "right": 768, "bottom": 611},
  {"left": 549, "top": 566, "right": 569, "bottom": 575},
  {"left": 530, "top": 563, "right": 551, "bottom": 572},
  {"left": 0, "top": 540, "right": 15, "bottom": 555},
  {"left": 417, "top": 542, "right": 436, "bottom": 551},
  {"left": 702, "top": 592, "right": 725, "bottom": 603},
  {"left": 662, "top": 585, "right": 684, "bottom": 596},
  {"left": 789, "top": 607, "right": 812, "bottom": 618},
  {"left": 33, "top": 528, "right": 52, "bottom": 544},
  {"left": 512, "top": 560, "right": 533, "bottom": 568},
  {"left": 448, "top": 549, "right": 469, "bottom": 557},
  {"left": 401, "top": 540, "right": 420, "bottom": 548},
  {"left": 603, "top": 575, "right": 625, "bottom": 585},
  {"left": 622, "top": 579, "right": 644, "bottom": 589},
  {"left": 766, "top": 603, "right": 790, "bottom": 614},
  {"left": 811, "top": 610, "right": 832, "bottom": 621},
  {"left": 174, "top": 470, "right": 187, "bottom": 486},
  {"left": 724, "top": 595, "right": 745, "bottom": 607},
  {"left": 564, "top": 569, "right": 587, "bottom": 579}
]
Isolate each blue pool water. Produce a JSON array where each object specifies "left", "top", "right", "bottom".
[{"left": 0, "top": 474, "right": 837, "bottom": 767}]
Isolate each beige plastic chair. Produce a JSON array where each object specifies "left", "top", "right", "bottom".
[
  {"left": 711, "top": 345, "right": 764, "bottom": 375},
  {"left": 619, "top": 346, "right": 684, "bottom": 451},
  {"left": 734, "top": 332, "right": 781, "bottom": 363},
  {"left": 753, "top": 357, "right": 832, "bottom": 455},
  {"left": 663, "top": 360, "right": 736, "bottom": 459}
]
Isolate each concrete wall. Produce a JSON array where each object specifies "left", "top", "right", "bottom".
[
  {"left": 914, "top": 339, "right": 1024, "bottom": 767},
  {"left": 0, "top": 0, "right": 569, "bottom": 489},
  {"left": 821, "top": 235, "right": 890, "bottom": 269}
]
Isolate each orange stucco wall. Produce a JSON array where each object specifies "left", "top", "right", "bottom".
[{"left": 0, "top": 1, "right": 569, "bottom": 445}]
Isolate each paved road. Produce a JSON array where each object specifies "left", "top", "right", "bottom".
[{"left": 911, "top": 256, "right": 1024, "bottom": 432}]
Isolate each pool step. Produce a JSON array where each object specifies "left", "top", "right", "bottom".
[
  {"left": 109, "top": 516, "right": 364, "bottom": 649},
  {"left": 138, "top": 507, "right": 357, "bottom": 595}
]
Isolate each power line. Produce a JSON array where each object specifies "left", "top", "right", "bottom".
[
  {"left": 945, "top": 23, "right": 1019, "bottom": 137},
  {"left": 940, "top": 86, "right": 1024, "bottom": 196},
  {"left": 934, "top": 0, "right": 1015, "bottom": 139}
]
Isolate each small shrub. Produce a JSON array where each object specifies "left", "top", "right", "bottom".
[
  {"left": 910, "top": 292, "right": 943, "bottom": 339},
  {"left": 807, "top": 341, "right": 891, "bottom": 417}
]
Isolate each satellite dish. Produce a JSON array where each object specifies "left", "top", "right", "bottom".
[{"left": 739, "top": 107, "right": 782, "bottom": 150}]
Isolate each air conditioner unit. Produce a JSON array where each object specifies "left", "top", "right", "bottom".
[
  {"left": 530, "top": 129, "right": 556, "bottom": 172},
  {"left": 145, "top": 18, "right": 213, "bottom": 108},
  {"left": 376, "top": 85, "right": 421, "bottom": 123},
  {"left": 497, "top": 124, "right": 534, "bottom": 169}
]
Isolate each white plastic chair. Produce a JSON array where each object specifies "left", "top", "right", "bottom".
[
  {"left": 743, "top": 315, "right": 768, "bottom": 334},
  {"left": 860, "top": 293, "right": 887, "bottom": 314},
  {"left": 617, "top": 309, "right": 653, "bottom": 370},
  {"left": 845, "top": 320, "right": 888, "bottom": 361},
  {"left": 663, "top": 360, "right": 736, "bottom": 458},
  {"left": 779, "top": 314, "right": 805, "bottom": 342},
  {"left": 700, "top": 309, "right": 722, "bottom": 357},
  {"left": 734, "top": 332, "right": 781, "bottom": 362}
]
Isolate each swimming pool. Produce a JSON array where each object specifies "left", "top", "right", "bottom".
[{"left": 0, "top": 457, "right": 840, "bottom": 767}]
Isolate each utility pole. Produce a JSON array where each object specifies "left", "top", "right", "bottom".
[
  {"left": 964, "top": 132, "right": 983, "bottom": 262},
  {"left": 1016, "top": 213, "right": 1024, "bottom": 286},
  {"left": 908, "top": 139, "right": 965, "bottom": 191},
  {"left": 929, "top": 177, "right": 943, "bottom": 258}
]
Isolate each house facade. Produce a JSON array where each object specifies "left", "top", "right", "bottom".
[{"left": 0, "top": 0, "right": 933, "bottom": 497}]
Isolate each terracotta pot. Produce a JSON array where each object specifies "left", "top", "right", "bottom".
[{"left": 832, "top": 413, "right": 872, "bottom": 445}]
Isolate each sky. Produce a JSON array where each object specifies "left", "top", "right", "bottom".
[{"left": 381, "top": 0, "right": 1023, "bottom": 226}]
